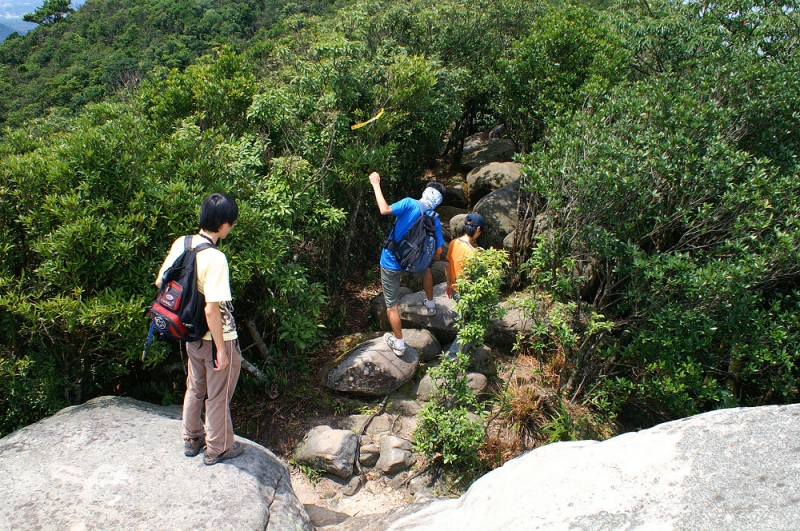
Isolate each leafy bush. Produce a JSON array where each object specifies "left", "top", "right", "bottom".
[
  {"left": 0, "top": 78, "right": 343, "bottom": 433},
  {"left": 415, "top": 249, "right": 507, "bottom": 481},
  {"left": 517, "top": 0, "right": 800, "bottom": 424}
]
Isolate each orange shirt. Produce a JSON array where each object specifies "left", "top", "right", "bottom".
[{"left": 446, "top": 237, "right": 477, "bottom": 292}]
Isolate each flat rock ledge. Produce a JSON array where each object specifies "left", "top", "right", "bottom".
[
  {"left": 384, "top": 404, "right": 800, "bottom": 531},
  {"left": 0, "top": 396, "right": 312, "bottom": 531}
]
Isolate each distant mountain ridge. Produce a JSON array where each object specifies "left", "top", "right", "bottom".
[{"left": 0, "top": 19, "right": 38, "bottom": 42}]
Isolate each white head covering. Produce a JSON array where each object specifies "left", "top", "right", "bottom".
[{"left": 421, "top": 187, "right": 443, "bottom": 211}]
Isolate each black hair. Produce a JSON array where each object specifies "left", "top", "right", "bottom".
[
  {"left": 425, "top": 182, "right": 447, "bottom": 197},
  {"left": 463, "top": 224, "right": 481, "bottom": 238},
  {"left": 199, "top": 193, "right": 239, "bottom": 232}
]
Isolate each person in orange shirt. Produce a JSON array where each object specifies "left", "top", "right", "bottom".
[{"left": 445, "top": 212, "right": 484, "bottom": 299}]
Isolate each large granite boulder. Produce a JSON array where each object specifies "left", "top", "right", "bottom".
[
  {"left": 461, "top": 138, "right": 516, "bottom": 169},
  {"left": 385, "top": 404, "right": 800, "bottom": 531},
  {"left": 397, "top": 284, "right": 530, "bottom": 348},
  {"left": 397, "top": 283, "right": 458, "bottom": 343},
  {"left": 0, "top": 396, "right": 312, "bottom": 531},
  {"left": 474, "top": 180, "right": 520, "bottom": 250},
  {"left": 487, "top": 299, "right": 534, "bottom": 345},
  {"left": 466, "top": 162, "right": 522, "bottom": 203},
  {"left": 401, "top": 328, "right": 442, "bottom": 363},
  {"left": 323, "top": 336, "right": 420, "bottom": 396}
]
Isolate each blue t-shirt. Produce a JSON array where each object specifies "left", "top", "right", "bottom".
[{"left": 380, "top": 197, "right": 445, "bottom": 271}]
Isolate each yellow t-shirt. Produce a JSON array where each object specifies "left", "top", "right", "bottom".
[
  {"left": 446, "top": 236, "right": 477, "bottom": 293},
  {"left": 156, "top": 235, "right": 238, "bottom": 341}
]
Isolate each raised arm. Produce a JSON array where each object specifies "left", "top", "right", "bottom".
[{"left": 369, "top": 171, "right": 393, "bottom": 215}]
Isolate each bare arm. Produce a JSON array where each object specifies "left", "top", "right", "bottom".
[
  {"left": 369, "top": 171, "right": 393, "bottom": 215},
  {"left": 205, "top": 302, "right": 228, "bottom": 371},
  {"left": 445, "top": 257, "right": 454, "bottom": 298}
]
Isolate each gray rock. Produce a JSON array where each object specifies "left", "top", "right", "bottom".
[
  {"left": 387, "top": 404, "right": 800, "bottom": 531},
  {"left": 443, "top": 342, "right": 493, "bottom": 374},
  {"left": 342, "top": 475, "right": 362, "bottom": 496},
  {"left": 0, "top": 396, "right": 312, "bottom": 531},
  {"left": 450, "top": 213, "right": 467, "bottom": 239},
  {"left": 444, "top": 181, "right": 469, "bottom": 208},
  {"left": 487, "top": 298, "right": 534, "bottom": 345},
  {"left": 408, "top": 474, "right": 434, "bottom": 494},
  {"left": 376, "top": 435, "right": 415, "bottom": 475},
  {"left": 338, "top": 413, "right": 417, "bottom": 441},
  {"left": 415, "top": 374, "right": 436, "bottom": 402},
  {"left": 387, "top": 398, "right": 422, "bottom": 417},
  {"left": 462, "top": 131, "right": 489, "bottom": 153},
  {"left": 461, "top": 138, "right": 516, "bottom": 169},
  {"left": 474, "top": 180, "right": 520, "bottom": 249},
  {"left": 502, "top": 231, "right": 516, "bottom": 250},
  {"left": 466, "top": 162, "right": 522, "bottom": 203},
  {"left": 397, "top": 283, "right": 458, "bottom": 343},
  {"left": 293, "top": 425, "right": 358, "bottom": 478},
  {"left": 304, "top": 504, "right": 351, "bottom": 527},
  {"left": 359, "top": 443, "right": 380, "bottom": 468},
  {"left": 388, "top": 472, "right": 409, "bottom": 490},
  {"left": 466, "top": 373, "right": 488, "bottom": 394},
  {"left": 436, "top": 206, "right": 470, "bottom": 237},
  {"left": 323, "top": 337, "right": 419, "bottom": 396},
  {"left": 401, "top": 328, "right": 441, "bottom": 363}
]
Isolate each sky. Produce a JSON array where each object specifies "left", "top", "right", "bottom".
[{"left": 2, "top": 0, "right": 85, "bottom": 19}]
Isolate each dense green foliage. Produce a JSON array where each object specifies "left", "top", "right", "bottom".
[
  {"left": 0, "top": 0, "right": 540, "bottom": 435},
  {"left": 519, "top": 0, "right": 800, "bottom": 424},
  {"left": 415, "top": 249, "right": 507, "bottom": 478},
  {"left": 1, "top": 0, "right": 797, "bottom": 445},
  {"left": 0, "top": 0, "right": 335, "bottom": 126}
]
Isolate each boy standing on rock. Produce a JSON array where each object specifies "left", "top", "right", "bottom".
[
  {"left": 369, "top": 171, "right": 445, "bottom": 357},
  {"left": 155, "top": 192, "right": 243, "bottom": 465}
]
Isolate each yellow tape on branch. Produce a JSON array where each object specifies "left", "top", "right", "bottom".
[{"left": 350, "top": 108, "right": 385, "bottom": 130}]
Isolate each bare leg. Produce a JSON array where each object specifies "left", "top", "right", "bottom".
[
  {"left": 386, "top": 304, "right": 403, "bottom": 340},
  {"left": 422, "top": 268, "right": 434, "bottom": 301}
]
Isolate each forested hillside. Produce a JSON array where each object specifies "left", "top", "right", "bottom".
[
  {"left": 1, "top": 0, "right": 798, "bottom": 481},
  {"left": 0, "top": 0, "right": 334, "bottom": 126}
]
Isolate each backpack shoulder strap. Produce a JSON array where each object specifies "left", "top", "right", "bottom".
[{"left": 184, "top": 234, "right": 216, "bottom": 252}]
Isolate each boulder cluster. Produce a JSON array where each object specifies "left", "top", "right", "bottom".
[{"left": 292, "top": 130, "right": 526, "bottom": 500}]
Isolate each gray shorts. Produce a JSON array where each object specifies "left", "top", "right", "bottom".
[{"left": 381, "top": 267, "right": 405, "bottom": 308}]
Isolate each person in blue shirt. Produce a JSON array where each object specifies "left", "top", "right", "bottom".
[{"left": 369, "top": 171, "right": 446, "bottom": 356}]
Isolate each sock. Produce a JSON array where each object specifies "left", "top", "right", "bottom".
[{"left": 425, "top": 298, "right": 435, "bottom": 309}]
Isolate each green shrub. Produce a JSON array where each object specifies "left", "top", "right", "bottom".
[
  {"left": 415, "top": 249, "right": 507, "bottom": 482},
  {"left": 517, "top": 0, "right": 800, "bottom": 424}
]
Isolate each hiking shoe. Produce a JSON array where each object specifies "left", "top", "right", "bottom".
[
  {"left": 203, "top": 442, "right": 244, "bottom": 466},
  {"left": 384, "top": 333, "right": 406, "bottom": 357},
  {"left": 184, "top": 436, "right": 205, "bottom": 457},
  {"left": 425, "top": 304, "right": 437, "bottom": 316}
]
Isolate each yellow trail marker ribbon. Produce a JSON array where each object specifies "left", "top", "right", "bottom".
[{"left": 350, "top": 108, "right": 385, "bottom": 130}]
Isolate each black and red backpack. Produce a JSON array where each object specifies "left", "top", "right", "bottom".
[{"left": 142, "top": 235, "right": 215, "bottom": 360}]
